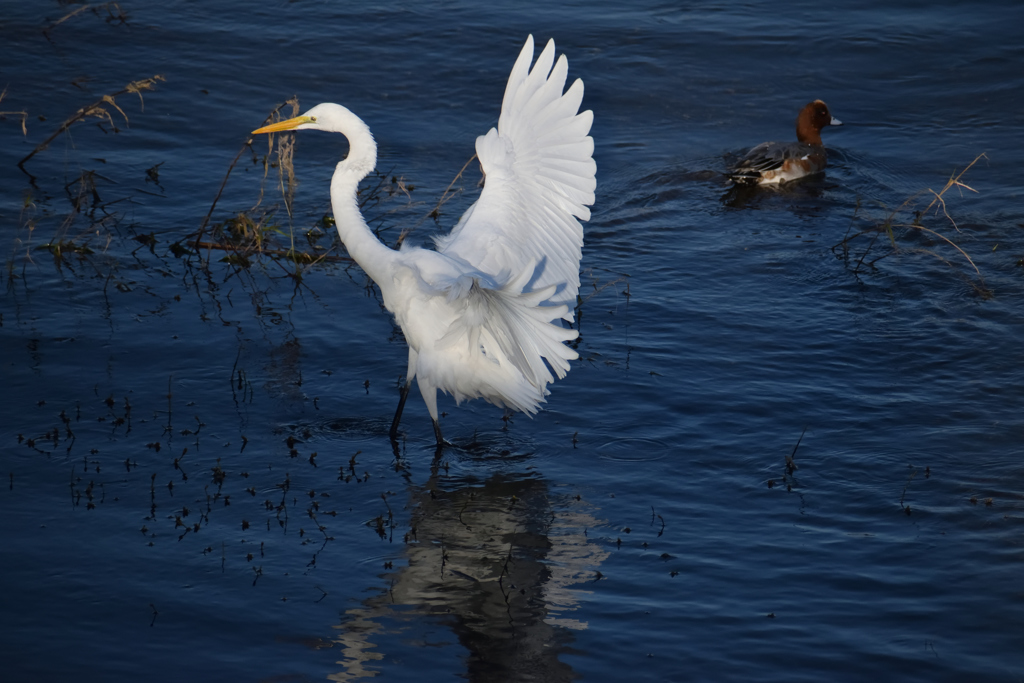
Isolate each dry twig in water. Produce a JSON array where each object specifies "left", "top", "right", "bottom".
[
  {"left": 17, "top": 75, "right": 165, "bottom": 169},
  {"left": 832, "top": 153, "right": 988, "bottom": 292},
  {"left": 395, "top": 154, "right": 478, "bottom": 248},
  {"left": 0, "top": 86, "right": 28, "bottom": 136}
]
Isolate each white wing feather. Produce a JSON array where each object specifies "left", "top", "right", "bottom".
[{"left": 434, "top": 35, "right": 596, "bottom": 318}]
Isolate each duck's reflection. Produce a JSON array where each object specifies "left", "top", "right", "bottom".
[{"left": 329, "top": 452, "right": 608, "bottom": 681}]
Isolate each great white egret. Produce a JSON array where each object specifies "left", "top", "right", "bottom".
[
  {"left": 730, "top": 100, "right": 841, "bottom": 184},
  {"left": 252, "top": 36, "right": 595, "bottom": 446}
]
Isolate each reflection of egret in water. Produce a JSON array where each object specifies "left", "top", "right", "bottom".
[{"left": 329, "top": 460, "right": 609, "bottom": 681}]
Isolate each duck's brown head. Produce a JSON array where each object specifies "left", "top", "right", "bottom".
[{"left": 796, "top": 100, "right": 842, "bottom": 145}]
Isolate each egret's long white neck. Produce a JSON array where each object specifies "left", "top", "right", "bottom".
[{"left": 317, "top": 105, "right": 395, "bottom": 289}]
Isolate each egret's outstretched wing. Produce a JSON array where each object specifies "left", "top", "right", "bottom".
[{"left": 434, "top": 35, "right": 596, "bottom": 319}]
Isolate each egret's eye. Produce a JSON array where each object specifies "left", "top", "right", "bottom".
[{"left": 310, "top": 116, "right": 317, "bottom": 122}]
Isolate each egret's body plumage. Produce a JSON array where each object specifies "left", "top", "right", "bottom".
[{"left": 253, "top": 36, "right": 595, "bottom": 444}]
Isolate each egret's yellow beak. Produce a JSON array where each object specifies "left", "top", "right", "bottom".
[{"left": 251, "top": 115, "right": 314, "bottom": 135}]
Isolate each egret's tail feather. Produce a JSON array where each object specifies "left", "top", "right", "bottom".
[{"left": 437, "top": 266, "right": 578, "bottom": 414}]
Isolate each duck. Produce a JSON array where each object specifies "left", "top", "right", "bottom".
[{"left": 730, "top": 100, "right": 842, "bottom": 185}]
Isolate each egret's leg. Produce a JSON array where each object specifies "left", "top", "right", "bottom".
[
  {"left": 418, "top": 380, "right": 444, "bottom": 447},
  {"left": 389, "top": 383, "right": 410, "bottom": 440},
  {"left": 390, "top": 349, "right": 418, "bottom": 441}
]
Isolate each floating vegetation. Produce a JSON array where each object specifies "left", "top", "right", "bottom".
[
  {"left": 7, "top": 169, "right": 123, "bottom": 282},
  {"left": 832, "top": 154, "right": 989, "bottom": 294},
  {"left": 41, "top": 2, "right": 130, "bottom": 42},
  {"left": 767, "top": 426, "right": 806, "bottom": 493},
  {"left": 17, "top": 383, "right": 359, "bottom": 573}
]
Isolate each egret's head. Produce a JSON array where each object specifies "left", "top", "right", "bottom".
[
  {"left": 252, "top": 103, "right": 362, "bottom": 136},
  {"left": 250, "top": 103, "right": 375, "bottom": 172}
]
